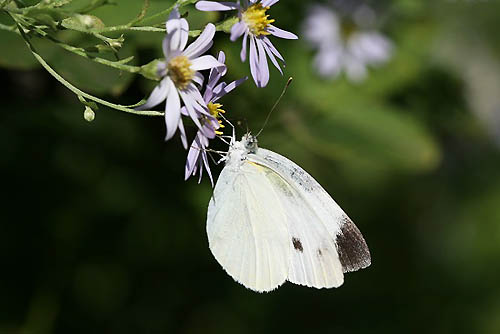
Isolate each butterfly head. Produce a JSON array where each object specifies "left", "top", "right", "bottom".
[{"left": 242, "top": 133, "right": 258, "bottom": 154}]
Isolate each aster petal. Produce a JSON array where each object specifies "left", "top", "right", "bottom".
[
  {"left": 187, "top": 83, "right": 210, "bottom": 108},
  {"left": 262, "top": 40, "right": 282, "bottom": 74},
  {"left": 166, "top": 9, "right": 189, "bottom": 52},
  {"left": 256, "top": 39, "right": 270, "bottom": 87},
  {"left": 313, "top": 45, "right": 343, "bottom": 78},
  {"left": 178, "top": 117, "right": 188, "bottom": 149},
  {"left": 302, "top": 5, "right": 340, "bottom": 46},
  {"left": 249, "top": 36, "right": 261, "bottom": 86},
  {"left": 164, "top": 79, "right": 181, "bottom": 141},
  {"left": 262, "top": 37, "right": 284, "bottom": 61},
  {"left": 267, "top": 25, "right": 298, "bottom": 40},
  {"left": 212, "top": 76, "right": 248, "bottom": 102},
  {"left": 344, "top": 57, "right": 367, "bottom": 82},
  {"left": 350, "top": 32, "right": 393, "bottom": 65},
  {"left": 230, "top": 21, "right": 246, "bottom": 42},
  {"left": 201, "top": 145, "right": 214, "bottom": 186},
  {"left": 190, "top": 55, "right": 226, "bottom": 71},
  {"left": 179, "top": 88, "right": 204, "bottom": 131},
  {"left": 180, "top": 106, "right": 189, "bottom": 116},
  {"left": 193, "top": 72, "right": 204, "bottom": 87},
  {"left": 135, "top": 77, "right": 169, "bottom": 110},
  {"left": 206, "top": 51, "right": 226, "bottom": 94},
  {"left": 261, "top": 0, "right": 279, "bottom": 7},
  {"left": 183, "top": 23, "right": 216, "bottom": 59},
  {"left": 185, "top": 133, "right": 202, "bottom": 180},
  {"left": 241, "top": 32, "right": 249, "bottom": 62},
  {"left": 195, "top": 1, "right": 240, "bottom": 11}
]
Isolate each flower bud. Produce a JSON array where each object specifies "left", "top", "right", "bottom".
[{"left": 84, "top": 106, "right": 95, "bottom": 122}]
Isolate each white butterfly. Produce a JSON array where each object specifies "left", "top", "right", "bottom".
[{"left": 207, "top": 133, "right": 371, "bottom": 292}]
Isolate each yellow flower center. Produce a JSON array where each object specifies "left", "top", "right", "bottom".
[
  {"left": 208, "top": 102, "right": 226, "bottom": 135},
  {"left": 168, "top": 55, "right": 195, "bottom": 90},
  {"left": 242, "top": 4, "right": 275, "bottom": 36}
]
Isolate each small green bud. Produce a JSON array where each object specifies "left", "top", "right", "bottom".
[
  {"left": 140, "top": 59, "right": 163, "bottom": 81},
  {"left": 84, "top": 106, "right": 95, "bottom": 122},
  {"left": 108, "top": 35, "right": 124, "bottom": 50}
]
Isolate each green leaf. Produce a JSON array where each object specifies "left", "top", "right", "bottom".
[{"left": 285, "top": 101, "right": 441, "bottom": 173}]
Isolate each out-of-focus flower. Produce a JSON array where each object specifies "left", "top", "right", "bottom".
[
  {"left": 185, "top": 51, "right": 247, "bottom": 185},
  {"left": 302, "top": 3, "right": 393, "bottom": 82},
  {"left": 137, "top": 8, "right": 226, "bottom": 147},
  {"left": 196, "top": 0, "right": 297, "bottom": 88}
]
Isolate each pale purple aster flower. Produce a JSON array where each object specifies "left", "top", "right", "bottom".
[
  {"left": 196, "top": 0, "right": 298, "bottom": 88},
  {"left": 137, "top": 8, "right": 226, "bottom": 148},
  {"left": 185, "top": 51, "right": 247, "bottom": 185},
  {"left": 302, "top": 4, "right": 393, "bottom": 82}
]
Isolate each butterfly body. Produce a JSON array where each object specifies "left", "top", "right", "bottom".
[{"left": 207, "top": 134, "right": 371, "bottom": 292}]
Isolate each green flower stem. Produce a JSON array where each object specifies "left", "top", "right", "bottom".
[
  {"left": 48, "top": 36, "right": 141, "bottom": 73},
  {"left": 91, "top": 0, "right": 188, "bottom": 34},
  {"left": 1, "top": 21, "right": 140, "bottom": 74},
  {"left": 13, "top": 18, "right": 163, "bottom": 117}
]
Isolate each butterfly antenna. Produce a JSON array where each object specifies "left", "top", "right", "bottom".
[
  {"left": 255, "top": 77, "right": 293, "bottom": 138},
  {"left": 220, "top": 113, "right": 236, "bottom": 144}
]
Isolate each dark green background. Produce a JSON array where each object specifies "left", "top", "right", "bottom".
[{"left": 2, "top": 0, "right": 500, "bottom": 333}]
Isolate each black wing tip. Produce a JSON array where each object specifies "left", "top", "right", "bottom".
[{"left": 336, "top": 216, "right": 371, "bottom": 273}]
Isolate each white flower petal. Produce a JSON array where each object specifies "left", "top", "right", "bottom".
[
  {"left": 267, "top": 25, "right": 298, "bottom": 40},
  {"left": 344, "top": 57, "right": 367, "bottom": 82},
  {"left": 193, "top": 72, "right": 205, "bottom": 87},
  {"left": 256, "top": 39, "right": 270, "bottom": 87},
  {"left": 164, "top": 78, "right": 181, "bottom": 140},
  {"left": 195, "top": 1, "right": 240, "bottom": 11},
  {"left": 261, "top": 0, "right": 279, "bottom": 7},
  {"left": 249, "top": 35, "right": 260, "bottom": 86},
  {"left": 241, "top": 32, "right": 249, "bottom": 62},
  {"left": 136, "top": 77, "right": 169, "bottom": 110},
  {"left": 190, "top": 55, "right": 226, "bottom": 71},
  {"left": 230, "top": 21, "right": 246, "bottom": 42},
  {"left": 166, "top": 9, "right": 189, "bottom": 52},
  {"left": 184, "top": 23, "right": 216, "bottom": 59},
  {"left": 178, "top": 117, "right": 188, "bottom": 149},
  {"left": 262, "top": 40, "right": 282, "bottom": 74},
  {"left": 313, "top": 45, "right": 343, "bottom": 78}
]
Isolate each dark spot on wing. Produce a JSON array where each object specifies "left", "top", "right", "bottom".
[
  {"left": 335, "top": 216, "right": 371, "bottom": 273},
  {"left": 317, "top": 249, "right": 323, "bottom": 256},
  {"left": 292, "top": 237, "right": 303, "bottom": 252}
]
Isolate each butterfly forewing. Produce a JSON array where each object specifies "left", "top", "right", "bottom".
[{"left": 251, "top": 148, "right": 372, "bottom": 277}]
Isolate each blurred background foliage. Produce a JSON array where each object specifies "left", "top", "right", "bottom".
[{"left": 1, "top": 0, "right": 500, "bottom": 333}]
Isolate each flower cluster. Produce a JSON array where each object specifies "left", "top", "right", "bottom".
[
  {"left": 196, "top": 0, "right": 298, "bottom": 88},
  {"left": 302, "top": 3, "right": 393, "bottom": 82},
  {"left": 185, "top": 51, "right": 247, "bottom": 185},
  {"left": 138, "top": 2, "right": 296, "bottom": 184}
]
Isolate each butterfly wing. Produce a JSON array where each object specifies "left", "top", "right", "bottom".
[
  {"left": 207, "top": 162, "right": 290, "bottom": 292},
  {"left": 250, "top": 148, "right": 371, "bottom": 288}
]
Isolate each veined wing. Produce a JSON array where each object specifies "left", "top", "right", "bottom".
[
  {"left": 207, "top": 162, "right": 290, "bottom": 292},
  {"left": 250, "top": 148, "right": 371, "bottom": 286}
]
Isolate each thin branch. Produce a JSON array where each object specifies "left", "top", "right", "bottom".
[{"left": 13, "top": 17, "right": 162, "bottom": 117}]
